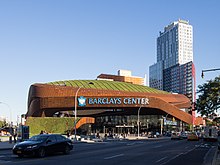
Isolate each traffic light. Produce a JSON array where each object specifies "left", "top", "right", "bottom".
[
  {"left": 201, "top": 71, "right": 204, "bottom": 78},
  {"left": 201, "top": 68, "right": 220, "bottom": 78}
]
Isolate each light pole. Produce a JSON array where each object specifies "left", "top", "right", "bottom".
[
  {"left": 160, "top": 118, "right": 163, "bottom": 135},
  {"left": 0, "top": 102, "right": 12, "bottom": 126},
  {"left": 137, "top": 106, "right": 142, "bottom": 138},
  {"left": 162, "top": 113, "right": 169, "bottom": 133},
  {"left": 74, "top": 82, "right": 94, "bottom": 141},
  {"left": 74, "top": 86, "right": 82, "bottom": 141}
]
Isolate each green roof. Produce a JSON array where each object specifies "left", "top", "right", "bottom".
[{"left": 48, "top": 80, "right": 169, "bottom": 94}]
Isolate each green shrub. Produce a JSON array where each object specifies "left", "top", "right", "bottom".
[{"left": 26, "top": 117, "right": 78, "bottom": 136}]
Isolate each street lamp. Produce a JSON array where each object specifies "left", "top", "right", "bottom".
[
  {"left": 74, "top": 86, "right": 82, "bottom": 141},
  {"left": 137, "top": 106, "right": 142, "bottom": 139},
  {"left": 0, "top": 102, "right": 12, "bottom": 126},
  {"left": 162, "top": 113, "right": 169, "bottom": 133},
  {"left": 74, "top": 82, "right": 94, "bottom": 141},
  {"left": 160, "top": 118, "right": 163, "bottom": 135}
]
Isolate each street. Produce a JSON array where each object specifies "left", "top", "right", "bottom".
[{"left": 0, "top": 138, "right": 217, "bottom": 165}]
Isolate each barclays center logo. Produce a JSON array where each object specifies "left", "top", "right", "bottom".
[{"left": 78, "top": 96, "right": 86, "bottom": 107}]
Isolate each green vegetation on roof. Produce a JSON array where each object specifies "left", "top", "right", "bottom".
[{"left": 47, "top": 80, "right": 169, "bottom": 94}]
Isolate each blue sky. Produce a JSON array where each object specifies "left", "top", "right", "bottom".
[{"left": 0, "top": 0, "right": 220, "bottom": 123}]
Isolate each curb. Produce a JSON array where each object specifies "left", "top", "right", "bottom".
[
  {"left": 203, "top": 146, "right": 217, "bottom": 165},
  {"left": 0, "top": 147, "right": 13, "bottom": 151},
  {"left": 211, "top": 148, "right": 219, "bottom": 165},
  {"left": 211, "top": 148, "right": 217, "bottom": 165}
]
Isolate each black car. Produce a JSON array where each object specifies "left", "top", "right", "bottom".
[{"left": 12, "top": 134, "right": 73, "bottom": 158}]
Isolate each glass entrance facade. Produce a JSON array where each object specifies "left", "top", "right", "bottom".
[{"left": 91, "top": 114, "right": 187, "bottom": 136}]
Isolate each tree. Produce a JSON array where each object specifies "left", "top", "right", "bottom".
[
  {"left": 196, "top": 76, "right": 220, "bottom": 118},
  {"left": 0, "top": 120, "right": 4, "bottom": 127},
  {"left": 0, "top": 119, "right": 7, "bottom": 128}
]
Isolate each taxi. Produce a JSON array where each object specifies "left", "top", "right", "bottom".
[{"left": 187, "top": 132, "right": 199, "bottom": 141}]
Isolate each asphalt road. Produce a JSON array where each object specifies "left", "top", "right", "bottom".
[{"left": 0, "top": 138, "right": 217, "bottom": 165}]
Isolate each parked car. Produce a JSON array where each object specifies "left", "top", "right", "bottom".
[
  {"left": 187, "top": 132, "right": 199, "bottom": 141},
  {"left": 12, "top": 134, "right": 73, "bottom": 158},
  {"left": 171, "top": 132, "right": 183, "bottom": 140},
  {"left": 180, "top": 132, "right": 188, "bottom": 139}
]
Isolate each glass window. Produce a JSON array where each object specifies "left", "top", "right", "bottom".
[
  {"left": 48, "top": 135, "right": 57, "bottom": 143},
  {"left": 56, "top": 135, "right": 66, "bottom": 142}
]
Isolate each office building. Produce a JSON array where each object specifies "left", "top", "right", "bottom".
[{"left": 149, "top": 19, "right": 195, "bottom": 103}]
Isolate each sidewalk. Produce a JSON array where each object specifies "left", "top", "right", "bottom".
[{"left": 212, "top": 148, "right": 220, "bottom": 165}]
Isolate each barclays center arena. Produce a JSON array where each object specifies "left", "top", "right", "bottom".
[{"left": 26, "top": 78, "right": 193, "bottom": 136}]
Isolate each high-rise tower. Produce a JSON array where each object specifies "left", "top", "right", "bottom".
[{"left": 149, "top": 19, "right": 195, "bottom": 103}]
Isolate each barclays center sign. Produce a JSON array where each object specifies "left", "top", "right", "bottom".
[{"left": 78, "top": 96, "right": 149, "bottom": 107}]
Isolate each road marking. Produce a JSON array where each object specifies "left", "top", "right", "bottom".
[
  {"left": 126, "top": 141, "right": 145, "bottom": 146},
  {"left": 175, "top": 153, "right": 183, "bottom": 158},
  {"left": 104, "top": 154, "right": 124, "bottom": 160},
  {"left": 0, "top": 160, "right": 12, "bottom": 163},
  {"left": 203, "top": 145, "right": 214, "bottom": 162},
  {"left": 160, "top": 153, "right": 183, "bottom": 165},
  {"left": 183, "top": 147, "right": 196, "bottom": 155},
  {"left": 127, "top": 142, "right": 136, "bottom": 146},
  {"left": 155, "top": 156, "right": 167, "bottom": 163},
  {"left": 153, "top": 145, "right": 162, "bottom": 148}
]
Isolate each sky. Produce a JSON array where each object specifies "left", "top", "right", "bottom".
[{"left": 0, "top": 0, "right": 220, "bottom": 124}]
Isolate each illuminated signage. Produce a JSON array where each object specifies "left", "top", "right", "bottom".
[
  {"left": 164, "top": 119, "right": 177, "bottom": 126},
  {"left": 78, "top": 96, "right": 86, "bottom": 106},
  {"left": 78, "top": 96, "right": 149, "bottom": 107}
]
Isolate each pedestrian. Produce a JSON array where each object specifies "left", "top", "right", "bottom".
[
  {"left": 13, "top": 132, "right": 17, "bottom": 143},
  {"left": 96, "top": 132, "right": 100, "bottom": 138},
  {"left": 67, "top": 131, "right": 70, "bottom": 138}
]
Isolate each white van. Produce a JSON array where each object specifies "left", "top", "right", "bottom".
[{"left": 203, "top": 126, "right": 218, "bottom": 142}]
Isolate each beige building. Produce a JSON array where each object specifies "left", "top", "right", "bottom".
[{"left": 97, "top": 70, "right": 145, "bottom": 85}]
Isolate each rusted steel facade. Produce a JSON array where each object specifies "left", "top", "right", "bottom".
[{"left": 27, "top": 83, "right": 193, "bottom": 125}]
